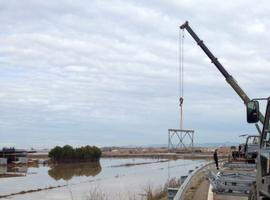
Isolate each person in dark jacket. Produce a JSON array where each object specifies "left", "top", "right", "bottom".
[{"left": 213, "top": 149, "right": 219, "bottom": 170}]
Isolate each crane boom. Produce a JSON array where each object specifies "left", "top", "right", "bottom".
[{"left": 180, "top": 21, "right": 264, "bottom": 125}]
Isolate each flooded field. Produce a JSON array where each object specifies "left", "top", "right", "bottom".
[{"left": 0, "top": 158, "right": 206, "bottom": 200}]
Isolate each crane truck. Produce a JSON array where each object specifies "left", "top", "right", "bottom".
[
  {"left": 180, "top": 21, "right": 270, "bottom": 200},
  {"left": 231, "top": 135, "right": 259, "bottom": 163}
]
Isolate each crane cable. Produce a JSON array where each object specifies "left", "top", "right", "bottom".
[
  {"left": 179, "top": 29, "right": 185, "bottom": 129},
  {"left": 168, "top": 29, "right": 185, "bottom": 181}
]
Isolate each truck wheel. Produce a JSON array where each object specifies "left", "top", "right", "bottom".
[{"left": 248, "top": 183, "right": 257, "bottom": 200}]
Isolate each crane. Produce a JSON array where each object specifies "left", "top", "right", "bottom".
[
  {"left": 180, "top": 21, "right": 264, "bottom": 126},
  {"left": 180, "top": 21, "right": 270, "bottom": 200}
]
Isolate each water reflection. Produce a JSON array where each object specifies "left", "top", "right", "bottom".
[
  {"left": 0, "top": 165, "right": 6, "bottom": 174},
  {"left": 9, "top": 166, "right": 28, "bottom": 173},
  {"left": 48, "top": 162, "right": 101, "bottom": 181},
  {"left": 0, "top": 165, "right": 28, "bottom": 174}
]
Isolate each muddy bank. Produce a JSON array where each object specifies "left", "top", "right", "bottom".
[
  {"left": 0, "top": 174, "right": 25, "bottom": 178},
  {"left": 109, "top": 159, "right": 169, "bottom": 167},
  {"left": 0, "top": 184, "right": 66, "bottom": 199}
]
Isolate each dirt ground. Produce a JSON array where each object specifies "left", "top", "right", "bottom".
[{"left": 193, "top": 180, "right": 209, "bottom": 200}]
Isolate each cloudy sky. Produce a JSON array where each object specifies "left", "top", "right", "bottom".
[{"left": 0, "top": 0, "right": 270, "bottom": 148}]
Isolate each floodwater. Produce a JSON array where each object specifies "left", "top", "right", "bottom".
[{"left": 0, "top": 158, "right": 206, "bottom": 200}]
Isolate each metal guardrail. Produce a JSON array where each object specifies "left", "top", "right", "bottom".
[
  {"left": 223, "top": 163, "right": 256, "bottom": 169},
  {"left": 208, "top": 171, "right": 255, "bottom": 196},
  {"left": 173, "top": 161, "right": 215, "bottom": 200}
]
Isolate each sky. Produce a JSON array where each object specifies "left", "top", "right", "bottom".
[{"left": 0, "top": 0, "right": 270, "bottom": 149}]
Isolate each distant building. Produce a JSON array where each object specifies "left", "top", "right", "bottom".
[{"left": 0, "top": 148, "right": 28, "bottom": 164}]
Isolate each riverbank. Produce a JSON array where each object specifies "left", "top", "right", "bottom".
[
  {"left": 28, "top": 146, "right": 230, "bottom": 160},
  {"left": 27, "top": 152, "right": 225, "bottom": 163}
]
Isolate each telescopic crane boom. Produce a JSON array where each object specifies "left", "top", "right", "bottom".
[{"left": 180, "top": 21, "right": 264, "bottom": 125}]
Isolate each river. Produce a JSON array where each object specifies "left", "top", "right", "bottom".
[{"left": 0, "top": 158, "right": 206, "bottom": 200}]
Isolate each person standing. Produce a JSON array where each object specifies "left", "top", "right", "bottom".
[{"left": 213, "top": 149, "right": 219, "bottom": 170}]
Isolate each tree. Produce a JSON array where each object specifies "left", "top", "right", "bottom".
[{"left": 49, "top": 145, "right": 102, "bottom": 163}]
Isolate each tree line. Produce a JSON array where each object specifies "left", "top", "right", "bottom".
[{"left": 48, "top": 145, "right": 102, "bottom": 163}]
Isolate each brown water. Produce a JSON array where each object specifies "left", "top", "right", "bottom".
[{"left": 0, "top": 158, "right": 206, "bottom": 200}]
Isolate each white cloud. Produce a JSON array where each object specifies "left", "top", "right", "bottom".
[{"left": 0, "top": 0, "right": 269, "bottom": 148}]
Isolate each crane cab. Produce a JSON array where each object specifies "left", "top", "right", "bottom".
[{"left": 247, "top": 101, "right": 260, "bottom": 123}]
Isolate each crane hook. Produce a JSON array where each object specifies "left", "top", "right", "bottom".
[{"left": 179, "top": 97, "right": 184, "bottom": 107}]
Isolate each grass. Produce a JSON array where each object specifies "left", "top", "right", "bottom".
[
  {"left": 85, "top": 178, "right": 180, "bottom": 200},
  {"left": 144, "top": 178, "right": 180, "bottom": 200},
  {"left": 85, "top": 187, "right": 108, "bottom": 200}
]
